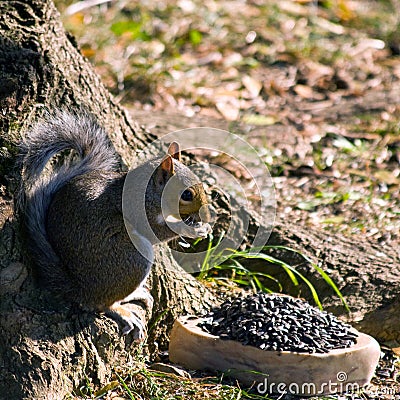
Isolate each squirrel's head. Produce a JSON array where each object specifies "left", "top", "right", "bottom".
[{"left": 150, "top": 142, "right": 211, "bottom": 240}]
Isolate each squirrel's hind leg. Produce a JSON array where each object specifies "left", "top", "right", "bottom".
[{"left": 105, "top": 303, "right": 146, "bottom": 339}]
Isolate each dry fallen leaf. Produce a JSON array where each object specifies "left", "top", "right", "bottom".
[
  {"left": 392, "top": 347, "right": 400, "bottom": 356},
  {"left": 242, "top": 114, "right": 276, "bottom": 126},
  {"left": 294, "top": 84, "right": 314, "bottom": 99},
  {"left": 216, "top": 101, "right": 240, "bottom": 121},
  {"left": 374, "top": 170, "right": 400, "bottom": 185},
  {"left": 242, "top": 75, "right": 262, "bottom": 98}
]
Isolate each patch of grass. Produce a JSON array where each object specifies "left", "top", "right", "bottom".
[
  {"left": 196, "top": 233, "right": 349, "bottom": 312},
  {"left": 72, "top": 364, "right": 273, "bottom": 399}
]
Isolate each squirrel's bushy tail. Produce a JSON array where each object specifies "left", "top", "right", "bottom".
[{"left": 18, "top": 110, "right": 117, "bottom": 290}]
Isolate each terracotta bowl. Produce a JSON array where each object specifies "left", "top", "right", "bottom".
[{"left": 169, "top": 315, "right": 381, "bottom": 396}]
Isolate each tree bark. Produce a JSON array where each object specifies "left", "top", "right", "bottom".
[{"left": 0, "top": 0, "right": 399, "bottom": 398}]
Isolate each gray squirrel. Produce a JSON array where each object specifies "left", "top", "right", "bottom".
[{"left": 18, "top": 111, "right": 211, "bottom": 338}]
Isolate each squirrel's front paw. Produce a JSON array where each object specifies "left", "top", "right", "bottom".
[
  {"left": 106, "top": 303, "right": 147, "bottom": 340},
  {"left": 193, "top": 222, "right": 212, "bottom": 238}
]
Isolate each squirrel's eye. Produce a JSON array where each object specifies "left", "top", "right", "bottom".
[{"left": 181, "top": 189, "right": 193, "bottom": 202}]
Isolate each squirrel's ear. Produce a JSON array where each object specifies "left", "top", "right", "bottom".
[
  {"left": 161, "top": 154, "right": 174, "bottom": 175},
  {"left": 156, "top": 155, "right": 174, "bottom": 186},
  {"left": 167, "top": 142, "right": 181, "bottom": 161}
]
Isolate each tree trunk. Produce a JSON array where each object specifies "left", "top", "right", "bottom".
[
  {"left": 0, "top": 1, "right": 214, "bottom": 398},
  {"left": 0, "top": 0, "right": 399, "bottom": 398}
]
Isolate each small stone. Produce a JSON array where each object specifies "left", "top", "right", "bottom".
[{"left": 150, "top": 363, "right": 191, "bottom": 378}]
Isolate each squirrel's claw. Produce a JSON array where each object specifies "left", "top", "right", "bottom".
[
  {"left": 105, "top": 285, "right": 153, "bottom": 338},
  {"left": 106, "top": 303, "right": 147, "bottom": 339},
  {"left": 121, "top": 312, "right": 146, "bottom": 339}
]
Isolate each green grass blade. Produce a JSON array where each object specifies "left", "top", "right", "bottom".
[
  {"left": 115, "top": 372, "right": 135, "bottom": 400},
  {"left": 223, "top": 252, "right": 323, "bottom": 308},
  {"left": 233, "top": 252, "right": 300, "bottom": 286},
  {"left": 309, "top": 260, "right": 350, "bottom": 312},
  {"left": 252, "top": 272, "right": 282, "bottom": 292},
  {"left": 263, "top": 245, "right": 349, "bottom": 311},
  {"left": 199, "top": 233, "right": 214, "bottom": 279},
  {"left": 255, "top": 253, "right": 323, "bottom": 308}
]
